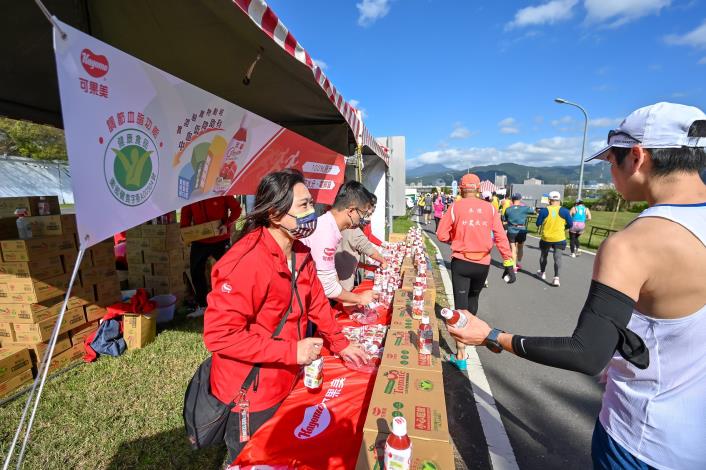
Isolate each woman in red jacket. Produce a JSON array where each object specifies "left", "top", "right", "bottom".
[{"left": 203, "top": 169, "right": 367, "bottom": 461}]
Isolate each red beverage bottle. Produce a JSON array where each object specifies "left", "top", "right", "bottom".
[
  {"left": 384, "top": 416, "right": 412, "bottom": 469},
  {"left": 418, "top": 316, "right": 433, "bottom": 355},
  {"left": 440, "top": 308, "right": 469, "bottom": 328}
]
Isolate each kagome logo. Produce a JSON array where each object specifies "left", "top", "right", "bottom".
[
  {"left": 294, "top": 403, "right": 331, "bottom": 440},
  {"left": 81, "top": 49, "right": 109, "bottom": 78}
]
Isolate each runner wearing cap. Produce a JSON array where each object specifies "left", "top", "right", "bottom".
[
  {"left": 446, "top": 102, "right": 706, "bottom": 469},
  {"left": 569, "top": 200, "right": 592, "bottom": 257},
  {"left": 503, "top": 193, "right": 535, "bottom": 272},
  {"left": 536, "top": 191, "right": 573, "bottom": 287},
  {"left": 436, "top": 173, "right": 516, "bottom": 371}
]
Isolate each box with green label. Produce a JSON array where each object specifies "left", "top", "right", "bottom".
[
  {"left": 356, "top": 429, "right": 454, "bottom": 470},
  {"left": 382, "top": 328, "right": 442, "bottom": 373}
]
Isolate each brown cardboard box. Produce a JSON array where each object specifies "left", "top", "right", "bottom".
[
  {"left": 151, "top": 262, "right": 183, "bottom": 277},
  {"left": 0, "top": 368, "right": 33, "bottom": 398},
  {"left": 12, "top": 307, "right": 86, "bottom": 344},
  {"left": 17, "top": 334, "right": 72, "bottom": 364},
  {"left": 128, "top": 263, "right": 152, "bottom": 276},
  {"left": 80, "top": 264, "right": 118, "bottom": 287},
  {"left": 84, "top": 304, "right": 108, "bottom": 322},
  {"left": 90, "top": 244, "right": 116, "bottom": 267},
  {"left": 0, "top": 196, "right": 60, "bottom": 218},
  {"left": 47, "top": 342, "right": 84, "bottom": 374},
  {"left": 356, "top": 429, "right": 455, "bottom": 470},
  {"left": 127, "top": 274, "right": 145, "bottom": 289},
  {"left": 125, "top": 225, "right": 142, "bottom": 238},
  {"left": 95, "top": 279, "right": 121, "bottom": 304},
  {"left": 123, "top": 313, "right": 156, "bottom": 349},
  {"left": 142, "top": 236, "right": 181, "bottom": 251},
  {"left": 0, "top": 294, "right": 90, "bottom": 324},
  {"left": 0, "top": 235, "right": 75, "bottom": 262},
  {"left": 0, "top": 274, "right": 70, "bottom": 304},
  {"left": 0, "top": 346, "right": 32, "bottom": 383},
  {"left": 143, "top": 248, "right": 182, "bottom": 265},
  {"left": 126, "top": 249, "right": 144, "bottom": 265},
  {"left": 0, "top": 322, "right": 15, "bottom": 343},
  {"left": 364, "top": 366, "right": 449, "bottom": 443},
  {"left": 69, "top": 321, "right": 99, "bottom": 346},
  {"left": 0, "top": 257, "right": 64, "bottom": 281},
  {"left": 141, "top": 224, "right": 180, "bottom": 238},
  {"left": 60, "top": 214, "right": 77, "bottom": 234},
  {"left": 61, "top": 251, "right": 91, "bottom": 274},
  {"left": 180, "top": 221, "right": 221, "bottom": 244},
  {"left": 26, "top": 215, "right": 64, "bottom": 237},
  {"left": 382, "top": 329, "right": 442, "bottom": 373}
]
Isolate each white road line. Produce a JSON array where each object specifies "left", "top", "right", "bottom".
[{"left": 421, "top": 225, "right": 520, "bottom": 470}]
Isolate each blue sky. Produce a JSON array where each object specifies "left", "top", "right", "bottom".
[{"left": 265, "top": 0, "right": 706, "bottom": 169}]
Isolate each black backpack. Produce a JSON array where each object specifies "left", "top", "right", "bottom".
[{"left": 183, "top": 251, "right": 302, "bottom": 449}]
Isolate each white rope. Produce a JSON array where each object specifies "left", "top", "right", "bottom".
[{"left": 33, "top": 0, "right": 66, "bottom": 39}]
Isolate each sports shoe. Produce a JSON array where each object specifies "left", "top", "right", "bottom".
[
  {"left": 553, "top": 277, "right": 561, "bottom": 287},
  {"left": 513, "top": 266, "right": 519, "bottom": 273},
  {"left": 516, "top": 263, "right": 523, "bottom": 270},
  {"left": 186, "top": 306, "right": 206, "bottom": 318},
  {"left": 448, "top": 356, "right": 468, "bottom": 371},
  {"left": 571, "top": 253, "right": 577, "bottom": 258},
  {"left": 484, "top": 279, "right": 489, "bottom": 288},
  {"left": 537, "top": 271, "right": 546, "bottom": 280}
]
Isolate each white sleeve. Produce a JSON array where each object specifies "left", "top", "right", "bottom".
[{"left": 318, "top": 268, "right": 343, "bottom": 299}]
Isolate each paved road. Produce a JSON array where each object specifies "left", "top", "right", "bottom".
[{"left": 420, "top": 220, "right": 604, "bottom": 470}]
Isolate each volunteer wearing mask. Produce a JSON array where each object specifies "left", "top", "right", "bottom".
[
  {"left": 204, "top": 169, "right": 367, "bottom": 461},
  {"left": 436, "top": 173, "right": 516, "bottom": 371}
]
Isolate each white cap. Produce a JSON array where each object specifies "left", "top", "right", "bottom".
[
  {"left": 548, "top": 191, "right": 561, "bottom": 201},
  {"left": 588, "top": 102, "right": 706, "bottom": 161},
  {"left": 481, "top": 190, "right": 492, "bottom": 199},
  {"left": 440, "top": 308, "right": 453, "bottom": 319},
  {"left": 421, "top": 316, "right": 430, "bottom": 325},
  {"left": 391, "top": 416, "right": 407, "bottom": 436}
]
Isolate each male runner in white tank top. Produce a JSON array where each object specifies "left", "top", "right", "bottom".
[{"left": 446, "top": 102, "right": 706, "bottom": 469}]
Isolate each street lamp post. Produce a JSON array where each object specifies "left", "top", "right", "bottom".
[{"left": 555, "top": 98, "right": 588, "bottom": 200}]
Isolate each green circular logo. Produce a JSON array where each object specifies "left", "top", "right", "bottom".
[
  {"left": 418, "top": 379, "right": 434, "bottom": 391},
  {"left": 393, "top": 402, "right": 404, "bottom": 410},
  {"left": 104, "top": 128, "right": 159, "bottom": 206},
  {"left": 392, "top": 411, "right": 403, "bottom": 418},
  {"left": 420, "top": 461, "right": 439, "bottom": 470}
]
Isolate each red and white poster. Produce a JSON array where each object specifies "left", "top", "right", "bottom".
[{"left": 53, "top": 20, "right": 344, "bottom": 248}]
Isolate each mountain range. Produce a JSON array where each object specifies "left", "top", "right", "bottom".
[{"left": 406, "top": 162, "right": 612, "bottom": 186}]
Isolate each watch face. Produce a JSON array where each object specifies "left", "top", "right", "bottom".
[{"left": 487, "top": 342, "right": 502, "bottom": 353}]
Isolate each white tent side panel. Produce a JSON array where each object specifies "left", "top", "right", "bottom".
[{"left": 0, "top": 156, "right": 74, "bottom": 204}]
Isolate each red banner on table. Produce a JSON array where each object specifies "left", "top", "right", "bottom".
[{"left": 233, "top": 359, "right": 377, "bottom": 469}]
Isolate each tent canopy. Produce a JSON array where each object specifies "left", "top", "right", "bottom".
[{"left": 0, "top": 0, "right": 387, "bottom": 164}]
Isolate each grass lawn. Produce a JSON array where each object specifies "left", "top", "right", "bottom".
[
  {"left": 0, "top": 313, "right": 227, "bottom": 469},
  {"left": 528, "top": 210, "right": 637, "bottom": 251},
  {"left": 392, "top": 215, "right": 415, "bottom": 234}
]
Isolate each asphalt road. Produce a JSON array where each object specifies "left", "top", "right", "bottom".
[{"left": 421, "top": 220, "right": 604, "bottom": 470}]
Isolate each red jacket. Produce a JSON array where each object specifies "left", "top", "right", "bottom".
[
  {"left": 180, "top": 196, "right": 242, "bottom": 244},
  {"left": 362, "top": 223, "right": 383, "bottom": 247},
  {"left": 204, "top": 227, "right": 349, "bottom": 412}
]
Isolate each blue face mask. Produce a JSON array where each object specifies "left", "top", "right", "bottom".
[{"left": 281, "top": 209, "right": 317, "bottom": 239}]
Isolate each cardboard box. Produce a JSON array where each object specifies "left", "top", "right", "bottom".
[
  {"left": 95, "top": 279, "right": 121, "bottom": 304},
  {"left": 0, "top": 322, "right": 15, "bottom": 343},
  {"left": 12, "top": 307, "right": 86, "bottom": 344},
  {"left": 382, "top": 329, "right": 442, "bottom": 373},
  {"left": 125, "top": 225, "right": 142, "bottom": 238},
  {"left": 69, "top": 321, "right": 99, "bottom": 346},
  {"left": 46, "top": 342, "right": 84, "bottom": 374},
  {"left": 80, "top": 264, "right": 118, "bottom": 286},
  {"left": 0, "top": 294, "right": 90, "bottom": 324},
  {"left": 123, "top": 313, "right": 156, "bottom": 349},
  {"left": 84, "top": 304, "right": 108, "bottom": 322},
  {"left": 26, "top": 215, "right": 64, "bottom": 237},
  {"left": 150, "top": 262, "right": 183, "bottom": 277},
  {"left": 0, "top": 196, "right": 60, "bottom": 218},
  {"left": 128, "top": 263, "right": 152, "bottom": 276},
  {"left": 180, "top": 221, "right": 221, "bottom": 244},
  {"left": 143, "top": 248, "right": 182, "bottom": 265},
  {"left": 364, "top": 366, "right": 449, "bottom": 443},
  {"left": 127, "top": 274, "right": 145, "bottom": 289},
  {"left": 126, "top": 249, "right": 144, "bottom": 265},
  {"left": 356, "top": 429, "right": 455, "bottom": 470},
  {"left": 0, "top": 274, "right": 70, "bottom": 304},
  {"left": 90, "top": 245, "right": 115, "bottom": 268},
  {"left": 0, "top": 257, "right": 64, "bottom": 281},
  {"left": 0, "top": 235, "right": 75, "bottom": 262},
  {"left": 61, "top": 251, "right": 91, "bottom": 274},
  {"left": 0, "top": 368, "right": 33, "bottom": 398},
  {"left": 141, "top": 224, "right": 180, "bottom": 238},
  {"left": 0, "top": 346, "right": 32, "bottom": 383},
  {"left": 17, "top": 334, "right": 72, "bottom": 364},
  {"left": 60, "top": 214, "right": 77, "bottom": 234}
]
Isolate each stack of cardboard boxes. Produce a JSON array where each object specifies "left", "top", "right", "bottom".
[
  {"left": 357, "top": 246, "right": 453, "bottom": 469},
  {"left": 0, "top": 196, "right": 121, "bottom": 397},
  {"left": 125, "top": 223, "right": 190, "bottom": 301}
]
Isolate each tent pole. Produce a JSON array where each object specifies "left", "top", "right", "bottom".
[{"left": 2, "top": 249, "right": 85, "bottom": 470}]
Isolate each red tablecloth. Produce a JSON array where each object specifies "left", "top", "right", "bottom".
[{"left": 233, "top": 281, "right": 387, "bottom": 469}]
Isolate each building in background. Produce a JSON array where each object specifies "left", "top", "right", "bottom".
[
  {"left": 510, "top": 183, "right": 564, "bottom": 208},
  {"left": 494, "top": 174, "right": 507, "bottom": 189},
  {"left": 524, "top": 177, "right": 543, "bottom": 185}
]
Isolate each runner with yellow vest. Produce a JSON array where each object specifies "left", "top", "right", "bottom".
[{"left": 535, "top": 191, "right": 573, "bottom": 287}]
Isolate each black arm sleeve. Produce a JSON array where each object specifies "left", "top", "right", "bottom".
[{"left": 511, "top": 281, "right": 649, "bottom": 376}]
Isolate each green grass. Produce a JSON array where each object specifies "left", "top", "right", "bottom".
[
  {"left": 528, "top": 210, "right": 637, "bottom": 251},
  {"left": 0, "top": 313, "right": 227, "bottom": 469},
  {"left": 392, "top": 215, "right": 415, "bottom": 234}
]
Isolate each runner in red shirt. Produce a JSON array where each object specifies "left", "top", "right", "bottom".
[
  {"left": 436, "top": 173, "right": 516, "bottom": 371},
  {"left": 204, "top": 169, "right": 366, "bottom": 462},
  {"left": 180, "top": 196, "right": 241, "bottom": 317}
]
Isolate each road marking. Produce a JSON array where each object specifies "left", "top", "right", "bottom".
[{"left": 421, "top": 224, "right": 520, "bottom": 470}]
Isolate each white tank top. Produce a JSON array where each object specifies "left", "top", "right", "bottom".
[{"left": 600, "top": 202, "right": 706, "bottom": 469}]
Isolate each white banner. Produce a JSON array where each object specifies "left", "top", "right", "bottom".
[{"left": 53, "top": 20, "right": 345, "bottom": 248}]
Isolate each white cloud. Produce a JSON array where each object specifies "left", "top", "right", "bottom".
[
  {"left": 665, "top": 20, "right": 706, "bottom": 49},
  {"left": 585, "top": 0, "right": 671, "bottom": 27},
  {"left": 357, "top": 0, "right": 391, "bottom": 27},
  {"left": 498, "top": 117, "right": 517, "bottom": 127},
  {"left": 506, "top": 0, "right": 578, "bottom": 29},
  {"left": 551, "top": 115, "right": 575, "bottom": 127},
  {"left": 498, "top": 117, "right": 519, "bottom": 134},
  {"left": 672, "top": 92, "right": 687, "bottom": 98},
  {"left": 450, "top": 123, "right": 472, "bottom": 139},
  {"left": 500, "top": 127, "right": 520, "bottom": 134},
  {"left": 590, "top": 117, "right": 622, "bottom": 127},
  {"left": 407, "top": 135, "right": 599, "bottom": 170},
  {"left": 349, "top": 99, "right": 367, "bottom": 119},
  {"left": 312, "top": 58, "right": 328, "bottom": 70}
]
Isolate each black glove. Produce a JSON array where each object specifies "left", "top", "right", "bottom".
[{"left": 502, "top": 267, "right": 516, "bottom": 284}]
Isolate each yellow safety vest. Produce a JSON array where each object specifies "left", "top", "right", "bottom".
[{"left": 542, "top": 205, "right": 567, "bottom": 242}]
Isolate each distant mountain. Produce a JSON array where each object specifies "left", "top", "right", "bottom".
[{"left": 406, "top": 162, "right": 612, "bottom": 186}]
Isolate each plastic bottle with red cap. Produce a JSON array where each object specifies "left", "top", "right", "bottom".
[
  {"left": 384, "top": 416, "right": 412, "bottom": 469},
  {"left": 440, "top": 307, "right": 469, "bottom": 328}
]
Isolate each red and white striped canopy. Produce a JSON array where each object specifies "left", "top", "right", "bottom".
[
  {"left": 233, "top": 0, "right": 389, "bottom": 165},
  {"left": 480, "top": 180, "right": 496, "bottom": 193}
]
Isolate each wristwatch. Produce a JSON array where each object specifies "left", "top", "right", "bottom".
[{"left": 485, "top": 328, "right": 504, "bottom": 353}]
